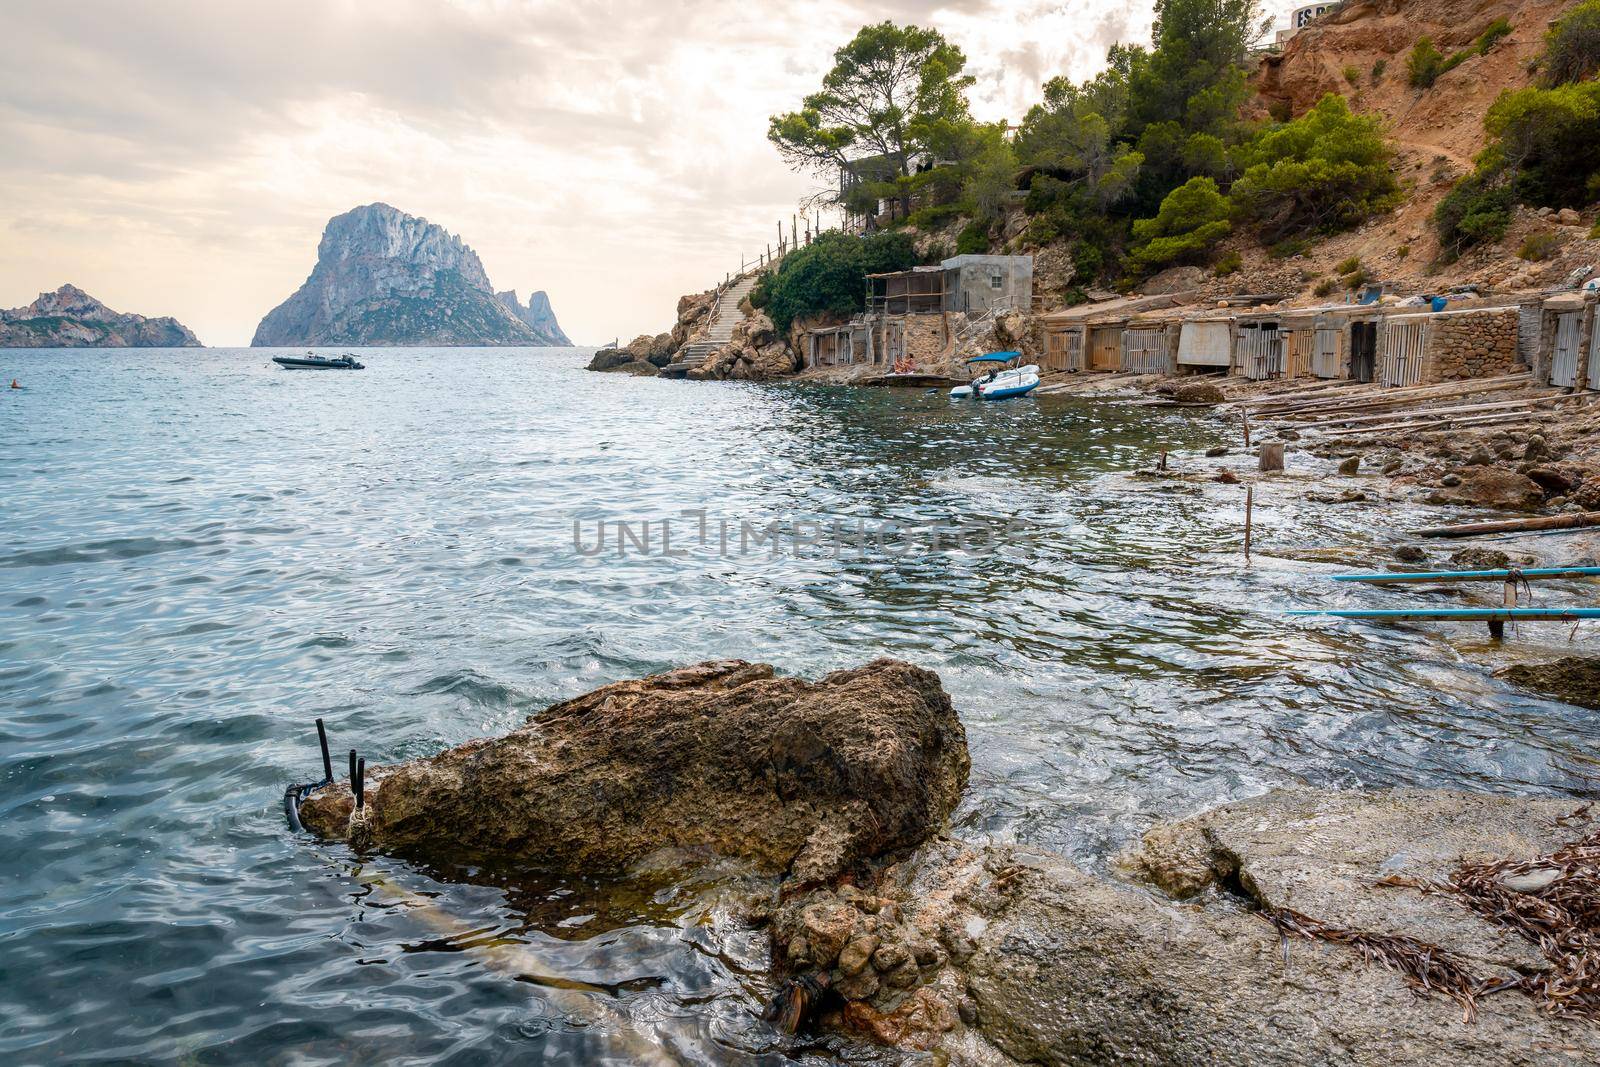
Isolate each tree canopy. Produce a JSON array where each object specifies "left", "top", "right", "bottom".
[
  {"left": 768, "top": 22, "right": 975, "bottom": 192},
  {"left": 752, "top": 231, "right": 919, "bottom": 332}
]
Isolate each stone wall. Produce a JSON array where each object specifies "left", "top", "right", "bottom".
[
  {"left": 1423, "top": 308, "right": 1523, "bottom": 382},
  {"left": 901, "top": 314, "right": 948, "bottom": 362}
]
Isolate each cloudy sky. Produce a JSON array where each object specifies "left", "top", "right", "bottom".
[{"left": 0, "top": 0, "right": 1299, "bottom": 347}]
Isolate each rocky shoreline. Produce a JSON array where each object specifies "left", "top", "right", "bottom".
[{"left": 299, "top": 657, "right": 1600, "bottom": 1064}]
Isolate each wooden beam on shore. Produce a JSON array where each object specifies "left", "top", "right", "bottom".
[
  {"left": 1319, "top": 409, "right": 1558, "bottom": 438},
  {"left": 1298, "top": 392, "right": 1589, "bottom": 431},
  {"left": 1414, "top": 512, "right": 1600, "bottom": 539},
  {"left": 1244, "top": 374, "right": 1534, "bottom": 417}
]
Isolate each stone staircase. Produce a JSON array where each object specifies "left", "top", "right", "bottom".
[{"left": 679, "top": 274, "right": 762, "bottom": 368}]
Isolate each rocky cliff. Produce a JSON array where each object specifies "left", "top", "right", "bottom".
[
  {"left": 252, "top": 203, "right": 565, "bottom": 347},
  {"left": 495, "top": 289, "right": 571, "bottom": 346},
  {"left": 0, "top": 285, "right": 201, "bottom": 347}
]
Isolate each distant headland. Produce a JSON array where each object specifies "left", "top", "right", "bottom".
[
  {"left": 0, "top": 284, "right": 201, "bottom": 348},
  {"left": 251, "top": 202, "right": 570, "bottom": 347}
]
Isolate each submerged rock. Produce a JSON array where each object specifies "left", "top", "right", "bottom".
[
  {"left": 1497, "top": 657, "right": 1600, "bottom": 710},
  {"left": 299, "top": 658, "right": 968, "bottom": 881},
  {"left": 1424, "top": 468, "right": 1545, "bottom": 512}
]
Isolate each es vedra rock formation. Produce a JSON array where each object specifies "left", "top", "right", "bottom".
[
  {"left": 251, "top": 202, "right": 569, "bottom": 347},
  {"left": 0, "top": 284, "right": 201, "bottom": 347}
]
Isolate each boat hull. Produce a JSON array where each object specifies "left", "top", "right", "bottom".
[{"left": 272, "top": 357, "right": 364, "bottom": 370}]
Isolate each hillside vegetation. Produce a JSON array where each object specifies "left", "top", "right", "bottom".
[{"left": 765, "top": 0, "right": 1600, "bottom": 317}]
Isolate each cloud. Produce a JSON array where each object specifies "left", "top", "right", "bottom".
[{"left": 0, "top": 0, "right": 1303, "bottom": 346}]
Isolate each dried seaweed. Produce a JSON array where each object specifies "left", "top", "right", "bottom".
[
  {"left": 1258, "top": 906, "right": 1494, "bottom": 1023},
  {"left": 1295, "top": 813, "right": 1600, "bottom": 1024},
  {"left": 1442, "top": 826, "right": 1600, "bottom": 1020}
]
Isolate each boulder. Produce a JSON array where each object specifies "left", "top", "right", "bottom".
[
  {"left": 586, "top": 347, "right": 633, "bottom": 371},
  {"left": 1174, "top": 380, "right": 1226, "bottom": 404},
  {"left": 1423, "top": 468, "right": 1545, "bottom": 512},
  {"left": 1526, "top": 465, "right": 1579, "bottom": 495},
  {"left": 792, "top": 788, "right": 1600, "bottom": 1063},
  {"left": 1496, "top": 657, "right": 1600, "bottom": 710},
  {"left": 968, "top": 789, "right": 1600, "bottom": 1066},
  {"left": 605, "top": 359, "right": 659, "bottom": 376},
  {"left": 299, "top": 658, "right": 969, "bottom": 881}
]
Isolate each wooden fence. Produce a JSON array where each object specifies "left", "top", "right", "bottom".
[
  {"left": 1122, "top": 327, "right": 1174, "bottom": 374},
  {"left": 1311, "top": 326, "right": 1341, "bottom": 378},
  {"left": 1380, "top": 319, "right": 1428, "bottom": 387},
  {"left": 1553, "top": 311, "right": 1583, "bottom": 388},
  {"left": 1238, "top": 326, "right": 1284, "bottom": 380}
]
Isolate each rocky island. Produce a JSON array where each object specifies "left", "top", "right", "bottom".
[
  {"left": 0, "top": 284, "right": 201, "bottom": 347},
  {"left": 496, "top": 289, "right": 570, "bottom": 346},
  {"left": 252, "top": 203, "right": 569, "bottom": 348}
]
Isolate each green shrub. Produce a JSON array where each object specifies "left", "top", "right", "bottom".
[
  {"left": 1478, "top": 19, "right": 1514, "bottom": 54},
  {"left": 1231, "top": 95, "right": 1403, "bottom": 244},
  {"left": 760, "top": 230, "right": 918, "bottom": 332},
  {"left": 1410, "top": 22, "right": 1515, "bottom": 89},
  {"left": 1433, "top": 171, "right": 1515, "bottom": 256},
  {"left": 1269, "top": 237, "right": 1312, "bottom": 259},
  {"left": 1343, "top": 65, "right": 1362, "bottom": 86},
  {"left": 1314, "top": 278, "right": 1338, "bottom": 297},
  {"left": 1128, "top": 176, "right": 1233, "bottom": 272},
  {"left": 1345, "top": 267, "right": 1370, "bottom": 290},
  {"left": 1542, "top": 0, "right": 1600, "bottom": 85},
  {"left": 1334, "top": 256, "right": 1363, "bottom": 275},
  {"left": 1371, "top": 59, "right": 1388, "bottom": 83},
  {"left": 1517, "top": 231, "right": 1561, "bottom": 261},
  {"left": 1592, "top": 220, "right": 1600, "bottom": 238},
  {"left": 1485, "top": 82, "right": 1600, "bottom": 209},
  {"left": 955, "top": 219, "right": 991, "bottom": 255},
  {"left": 903, "top": 203, "right": 965, "bottom": 230},
  {"left": 1214, "top": 250, "right": 1243, "bottom": 276},
  {"left": 1409, "top": 37, "right": 1447, "bottom": 87},
  {"left": 1397, "top": 244, "right": 1411, "bottom": 259}
]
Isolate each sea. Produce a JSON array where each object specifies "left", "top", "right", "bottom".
[{"left": 3, "top": 346, "right": 1597, "bottom": 1063}]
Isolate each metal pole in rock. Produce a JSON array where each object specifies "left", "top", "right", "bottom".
[{"left": 1245, "top": 485, "right": 1254, "bottom": 562}]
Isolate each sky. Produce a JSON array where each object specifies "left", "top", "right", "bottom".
[{"left": 0, "top": 0, "right": 1301, "bottom": 347}]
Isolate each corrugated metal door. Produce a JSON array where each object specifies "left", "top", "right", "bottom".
[
  {"left": 1122, "top": 328, "right": 1173, "bottom": 374},
  {"left": 1178, "top": 322, "right": 1232, "bottom": 367},
  {"left": 1590, "top": 314, "right": 1600, "bottom": 391},
  {"left": 1089, "top": 326, "right": 1121, "bottom": 371},
  {"left": 1552, "top": 311, "right": 1582, "bottom": 387},
  {"left": 1312, "top": 327, "right": 1341, "bottom": 378},
  {"left": 1380, "top": 320, "right": 1427, "bottom": 387}
]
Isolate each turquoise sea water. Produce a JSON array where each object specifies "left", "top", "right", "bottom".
[{"left": 2, "top": 346, "right": 1598, "bottom": 1063}]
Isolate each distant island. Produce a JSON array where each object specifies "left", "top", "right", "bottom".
[
  {"left": 252, "top": 203, "right": 570, "bottom": 347},
  {"left": 0, "top": 284, "right": 201, "bottom": 347}
]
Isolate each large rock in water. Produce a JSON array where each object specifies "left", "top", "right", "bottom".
[
  {"left": 251, "top": 203, "right": 565, "bottom": 347},
  {"left": 0, "top": 284, "right": 201, "bottom": 347},
  {"left": 300, "top": 658, "right": 968, "bottom": 880}
]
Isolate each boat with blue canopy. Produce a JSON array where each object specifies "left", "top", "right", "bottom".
[{"left": 950, "top": 352, "right": 1040, "bottom": 401}]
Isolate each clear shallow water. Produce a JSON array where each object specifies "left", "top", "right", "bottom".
[{"left": 2, "top": 346, "right": 1598, "bottom": 1064}]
